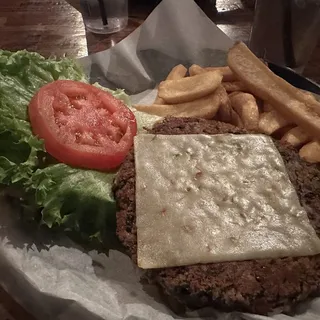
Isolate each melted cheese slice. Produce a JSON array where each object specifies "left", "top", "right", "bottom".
[{"left": 135, "top": 134, "right": 320, "bottom": 269}]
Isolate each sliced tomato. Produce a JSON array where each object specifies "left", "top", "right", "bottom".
[{"left": 28, "top": 80, "right": 137, "bottom": 171}]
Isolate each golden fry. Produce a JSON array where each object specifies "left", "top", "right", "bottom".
[
  {"left": 227, "top": 41, "right": 320, "bottom": 139},
  {"left": 153, "top": 65, "right": 187, "bottom": 104},
  {"left": 230, "top": 92, "right": 259, "bottom": 130},
  {"left": 204, "top": 66, "right": 237, "bottom": 82},
  {"left": 174, "top": 89, "right": 221, "bottom": 119},
  {"left": 134, "top": 104, "right": 179, "bottom": 117},
  {"left": 280, "top": 127, "right": 311, "bottom": 147},
  {"left": 154, "top": 96, "right": 165, "bottom": 104},
  {"left": 189, "top": 65, "right": 237, "bottom": 82},
  {"left": 134, "top": 90, "right": 221, "bottom": 119},
  {"left": 299, "top": 141, "right": 320, "bottom": 163},
  {"left": 263, "top": 102, "right": 273, "bottom": 112},
  {"left": 255, "top": 97, "right": 265, "bottom": 113},
  {"left": 222, "top": 81, "right": 247, "bottom": 93},
  {"left": 298, "top": 89, "right": 318, "bottom": 103},
  {"left": 215, "top": 86, "right": 231, "bottom": 122},
  {"left": 273, "top": 124, "right": 296, "bottom": 140},
  {"left": 230, "top": 110, "right": 244, "bottom": 128},
  {"left": 258, "top": 110, "right": 292, "bottom": 135},
  {"left": 158, "top": 71, "right": 222, "bottom": 104},
  {"left": 215, "top": 86, "right": 243, "bottom": 127},
  {"left": 189, "top": 64, "right": 206, "bottom": 76},
  {"left": 215, "top": 94, "right": 228, "bottom": 120},
  {"left": 166, "top": 64, "right": 188, "bottom": 80},
  {"left": 228, "top": 91, "right": 242, "bottom": 98}
]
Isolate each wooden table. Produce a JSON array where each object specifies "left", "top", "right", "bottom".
[{"left": 0, "top": 1, "right": 319, "bottom": 319}]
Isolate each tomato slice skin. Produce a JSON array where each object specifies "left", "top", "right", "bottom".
[{"left": 28, "top": 80, "right": 137, "bottom": 171}]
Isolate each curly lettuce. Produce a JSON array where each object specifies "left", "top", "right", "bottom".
[{"left": 0, "top": 50, "right": 116, "bottom": 243}]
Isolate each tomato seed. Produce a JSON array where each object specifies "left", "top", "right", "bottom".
[{"left": 75, "top": 95, "right": 87, "bottom": 100}]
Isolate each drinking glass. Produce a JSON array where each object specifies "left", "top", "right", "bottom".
[{"left": 80, "top": 0, "right": 128, "bottom": 34}]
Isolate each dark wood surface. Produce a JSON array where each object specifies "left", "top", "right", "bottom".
[{"left": 0, "top": 0, "right": 319, "bottom": 319}]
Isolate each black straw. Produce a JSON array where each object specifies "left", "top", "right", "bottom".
[
  {"left": 282, "top": 0, "right": 296, "bottom": 68},
  {"left": 98, "top": 0, "right": 108, "bottom": 26}
]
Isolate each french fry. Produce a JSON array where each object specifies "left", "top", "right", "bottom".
[
  {"left": 158, "top": 71, "right": 223, "bottom": 104},
  {"left": 258, "top": 110, "right": 293, "bottom": 135},
  {"left": 204, "top": 66, "right": 237, "bottom": 82},
  {"left": 227, "top": 41, "right": 320, "bottom": 139},
  {"left": 222, "top": 81, "right": 247, "bottom": 93},
  {"left": 174, "top": 89, "right": 221, "bottom": 119},
  {"left": 189, "top": 65, "right": 237, "bottom": 82},
  {"left": 216, "top": 103, "right": 243, "bottom": 127},
  {"left": 299, "top": 141, "right": 320, "bottom": 163},
  {"left": 215, "top": 86, "right": 231, "bottom": 122},
  {"left": 134, "top": 104, "right": 180, "bottom": 117},
  {"left": 230, "top": 92, "right": 259, "bottom": 130},
  {"left": 153, "top": 65, "right": 188, "bottom": 104},
  {"left": 134, "top": 90, "right": 221, "bottom": 119},
  {"left": 154, "top": 96, "right": 165, "bottom": 104},
  {"left": 299, "top": 89, "right": 318, "bottom": 103},
  {"left": 263, "top": 102, "right": 273, "bottom": 112},
  {"left": 272, "top": 124, "right": 296, "bottom": 140},
  {"left": 255, "top": 97, "right": 265, "bottom": 113},
  {"left": 228, "top": 91, "right": 242, "bottom": 98},
  {"left": 280, "top": 127, "right": 311, "bottom": 147},
  {"left": 215, "top": 86, "right": 243, "bottom": 127},
  {"left": 166, "top": 64, "right": 188, "bottom": 80},
  {"left": 189, "top": 64, "right": 206, "bottom": 76},
  {"left": 230, "top": 110, "right": 244, "bottom": 128}
]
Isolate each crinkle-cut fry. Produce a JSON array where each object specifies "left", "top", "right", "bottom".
[
  {"left": 166, "top": 64, "right": 188, "bottom": 80},
  {"left": 280, "top": 127, "right": 311, "bottom": 147},
  {"left": 227, "top": 41, "right": 320, "bottom": 139},
  {"left": 222, "top": 81, "right": 247, "bottom": 93},
  {"left": 158, "top": 71, "right": 223, "bottom": 104},
  {"left": 215, "top": 86, "right": 243, "bottom": 127},
  {"left": 204, "top": 66, "right": 237, "bottom": 82},
  {"left": 189, "top": 64, "right": 206, "bottom": 76},
  {"left": 230, "top": 92, "right": 259, "bottom": 130},
  {"left": 299, "top": 141, "right": 320, "bottom": 163},
  {"left": 258, "top": 110, "right": 292, "bottom": 135},
  {"left": 134, "top": 90, "right": 221, "bottom": 119}
]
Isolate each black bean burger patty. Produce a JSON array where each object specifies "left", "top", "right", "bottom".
[{"left": 113, "top": 117, "right": 320, "bottom": 315}]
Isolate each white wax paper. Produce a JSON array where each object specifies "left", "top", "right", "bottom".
[{"left": 1, "top": 0, "right": 320, "bottom": 319}]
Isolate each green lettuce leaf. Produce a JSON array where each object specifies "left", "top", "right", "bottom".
[
  {"left": 24, "top": 164, "right": 116, "bottom": 242},
  {"left": 0, "top": 50, "right": 120, "bottom": 243},
  {"left": 0, "top": 116, "right": 43, "bottom": 185},
  {"left": 0, "top": 49, "right": 87, "bottom": 185},
  {"left": 0, "top": 50, "right": 86, "bottom": 121}
]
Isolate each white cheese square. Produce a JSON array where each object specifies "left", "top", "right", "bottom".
[{"left": 135, "top": 134, "right": 320, "bottom": 269}]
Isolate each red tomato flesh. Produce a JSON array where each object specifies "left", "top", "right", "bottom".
[{"left": 28, "top": 80, "right": 137, "bottom": 171}]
